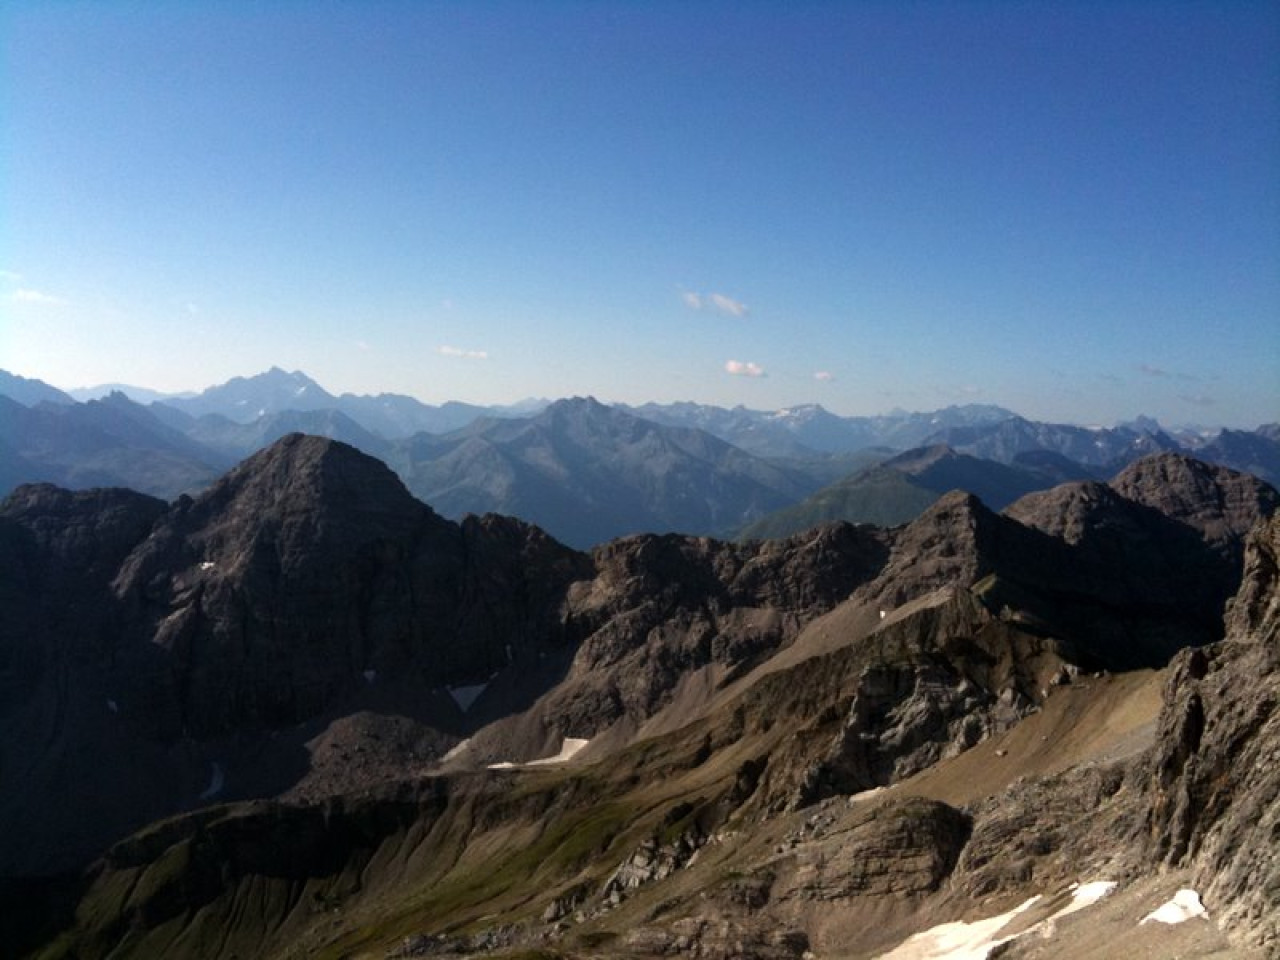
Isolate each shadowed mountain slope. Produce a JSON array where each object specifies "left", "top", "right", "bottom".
[
  {"left": 3, "top": 442, "right": 1278, "bottom": 959},
  {"left": 739, "top": 444, "right": 1057, "bottom": 539}
]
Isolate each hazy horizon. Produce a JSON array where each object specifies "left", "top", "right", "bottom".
[
  {"left": 3, "top": 2, "right": 1277, "bottom": 428},
  {"left": 1, "top": 363, "right": 1261, "bottom": 433}
]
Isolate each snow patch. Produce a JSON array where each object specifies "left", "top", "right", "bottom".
[
  {"left": 528, "top": 738, "right": 591, "bottom": 766},
  {"left": 1057, "top": 880, "right": 1118, "bottom": 919},
  {"left": 198, "top": 762, "right": 225, "bottom": 801},
  {"left": 448, "top": 683, "right": 488, "bottom": 712},
  {"left": 106, "top": 699, "right": 118, "bottom": 714},
  {"left": 363, "top": 669, "right": 377, "bottom": 684},
  {"left": 1141, "top": 889, "right": 1207, "bottom": 925},
  {"left": 877, "top": 879, "right": 1119, "bottom": 959},
  {"left": 848, "top": 786, "right": 885, "bottom": 805},
  {"left": 199, "top": 561, "right": 215, "bottom": 571},
  {"left": 441, "top": 738, "right": 471, "bottom": 763},
  {"left": 487, "top": 738, "right": 592, "bottom": 771},
  {"left": 876, "top": 895, "right": 1041, "bottom": 959}
]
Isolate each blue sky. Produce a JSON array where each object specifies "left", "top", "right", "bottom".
[{"left": 2, "top": 1, "right": 1277, "bottom": 426}]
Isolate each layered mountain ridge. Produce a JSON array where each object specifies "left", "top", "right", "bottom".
[
  {"left": 4, "top": 367, "right": 1278, "bottom": 550},
  {"left": 2, "top": 431, "right": 1277, "bottom": 958}
]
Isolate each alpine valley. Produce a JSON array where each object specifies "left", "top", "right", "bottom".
[{"left": 1, "top": 368, "right": 1278, "bottom": 959}]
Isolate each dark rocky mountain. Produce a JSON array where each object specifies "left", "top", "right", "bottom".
[
  {"left": 738, "top": 444, "right": 1065, "bottom": 539},
  {"left": 0, "top": 392, "right": 222, "bottom": 497},
  {"left": 0, "top": 435, "right": 591, "bottom": 878},
  {"left": 1109, "top": 452, "right": 1280, "bottom": 565},
  {"left": 2, "top": 440, "right": 1277, "bottom": 958},
  {"left": 397, "top": 397, "right": 824, "bottom": 548},
  {"left": 0, "top": 369, "right": 75, "bottom": 406}
]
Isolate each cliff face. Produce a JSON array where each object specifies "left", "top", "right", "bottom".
[
  {"left": 1143, "top": 512, "right": 1280, "bottom": 952},
  {"left": 108, "top": 434, "right": 592, "bottom": 739},
  {"left": 0, "top": 436, "right": 594, "bottom": 876}
]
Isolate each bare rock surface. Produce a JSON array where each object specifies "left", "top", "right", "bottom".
[{"left": 1142, "top": 513, "right": 1280, "bottom": 952}]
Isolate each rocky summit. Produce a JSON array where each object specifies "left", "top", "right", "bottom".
[{"left": 1, "top": 434, "right": 1277, "bottom": 959}]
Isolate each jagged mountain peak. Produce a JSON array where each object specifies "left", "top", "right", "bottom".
[
  {"left": 197, "top": 433, "right": 427, "bottom": 527},
  {"left": 1002, "top": 479, "right": 1136, "bottom": 544},
  {"left": 1110, "top": 451, "right": 1278, "bottom": 560},
  {"left": 850, "top": 489, "right": 1017, "bottom": 610}
]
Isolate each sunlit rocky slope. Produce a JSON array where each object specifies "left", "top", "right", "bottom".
[{"left": 1, "top": 435, "right": 1276, "bottom": 958}]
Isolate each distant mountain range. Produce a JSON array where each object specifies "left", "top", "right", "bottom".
[
  {"left": 737, "top": 443, "right": 1096, "bottom": 538},
  {"left": 2, "top": 367, "right": 1277, "bottom": 546}
]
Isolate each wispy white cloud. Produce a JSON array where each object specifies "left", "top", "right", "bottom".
[
  {"left": 12, "top": 287, "right": 66, "bottom": 305},
  {"left": 725, "top": 360, "right": 765, "bottom": 378},
  {"left": 438, "top": 345, "right": 489, "bottom": 360},
  {"left": 0, "top": 270, "right": 22, "bottom": 283},
  {"left": 682, "top": 289, "right": 748, "bottom": 317},
  {"left": 813, "top": 370, "right": 834, "bottom": 382},
  {"left": 708, "top": 293, "right": 748, "bottom": 317}
]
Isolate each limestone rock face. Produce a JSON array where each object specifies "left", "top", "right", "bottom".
[
  {"left": 455, "top": 523, "right": 891, "bottom": 763},
  {"left": 1110, "top": 452, "right": 1279, "bottom": 566},
  {"left": 108, "top": 434, "right": 592, "bottom": 739},
  {"left": 782, "top": 796, "right": 972, "bottom": 900},
  {"left": 1143, "top": 513, "right": 1280, "bottom": 952}
]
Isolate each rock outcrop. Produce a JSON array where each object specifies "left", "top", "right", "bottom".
[{"left": 1143, "top": 512, "right": 1280, "bottom": 952}]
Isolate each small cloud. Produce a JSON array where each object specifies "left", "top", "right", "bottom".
[
  {"left": 356, "top": 340, "right": 371, "bottom": 352},
  {"left": 682, "top": 289, "right": 748, "bottom": 317},
  {"left": 12, "top": 287, "right": 66, "bottom": 305},
  {"left": 1178, "top": 393, "right": 1216, "bottom": 407},
  {"left": 725, "top": 360, "right": 766, "bottom": 378},
  {"left": 708, "top": 293, "right": 748, "bottom": 317},
  {"left": 813, "top": 371, "right": 834, "bottom": 382},
  {"left": 438, "top": 345, "right": 489, "bottom": 360},
  {"left": 1137, "top": 363, "right": 1169, "bottom": 378},
  {"left": 0, "top": 270, "right": 22, "bottom": 283}
]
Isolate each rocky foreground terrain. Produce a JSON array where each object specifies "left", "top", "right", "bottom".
[{"left": 1, "top": 435, "right": 1276, "bottom": 958}]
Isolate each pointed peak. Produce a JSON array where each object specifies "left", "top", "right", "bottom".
[{"left": 208, "top": 433, "right": 422, "bottom": 520}]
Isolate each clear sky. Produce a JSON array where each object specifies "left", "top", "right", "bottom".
[{"left": 2, "top": 1, "right": 1277, "bottom": 426}]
